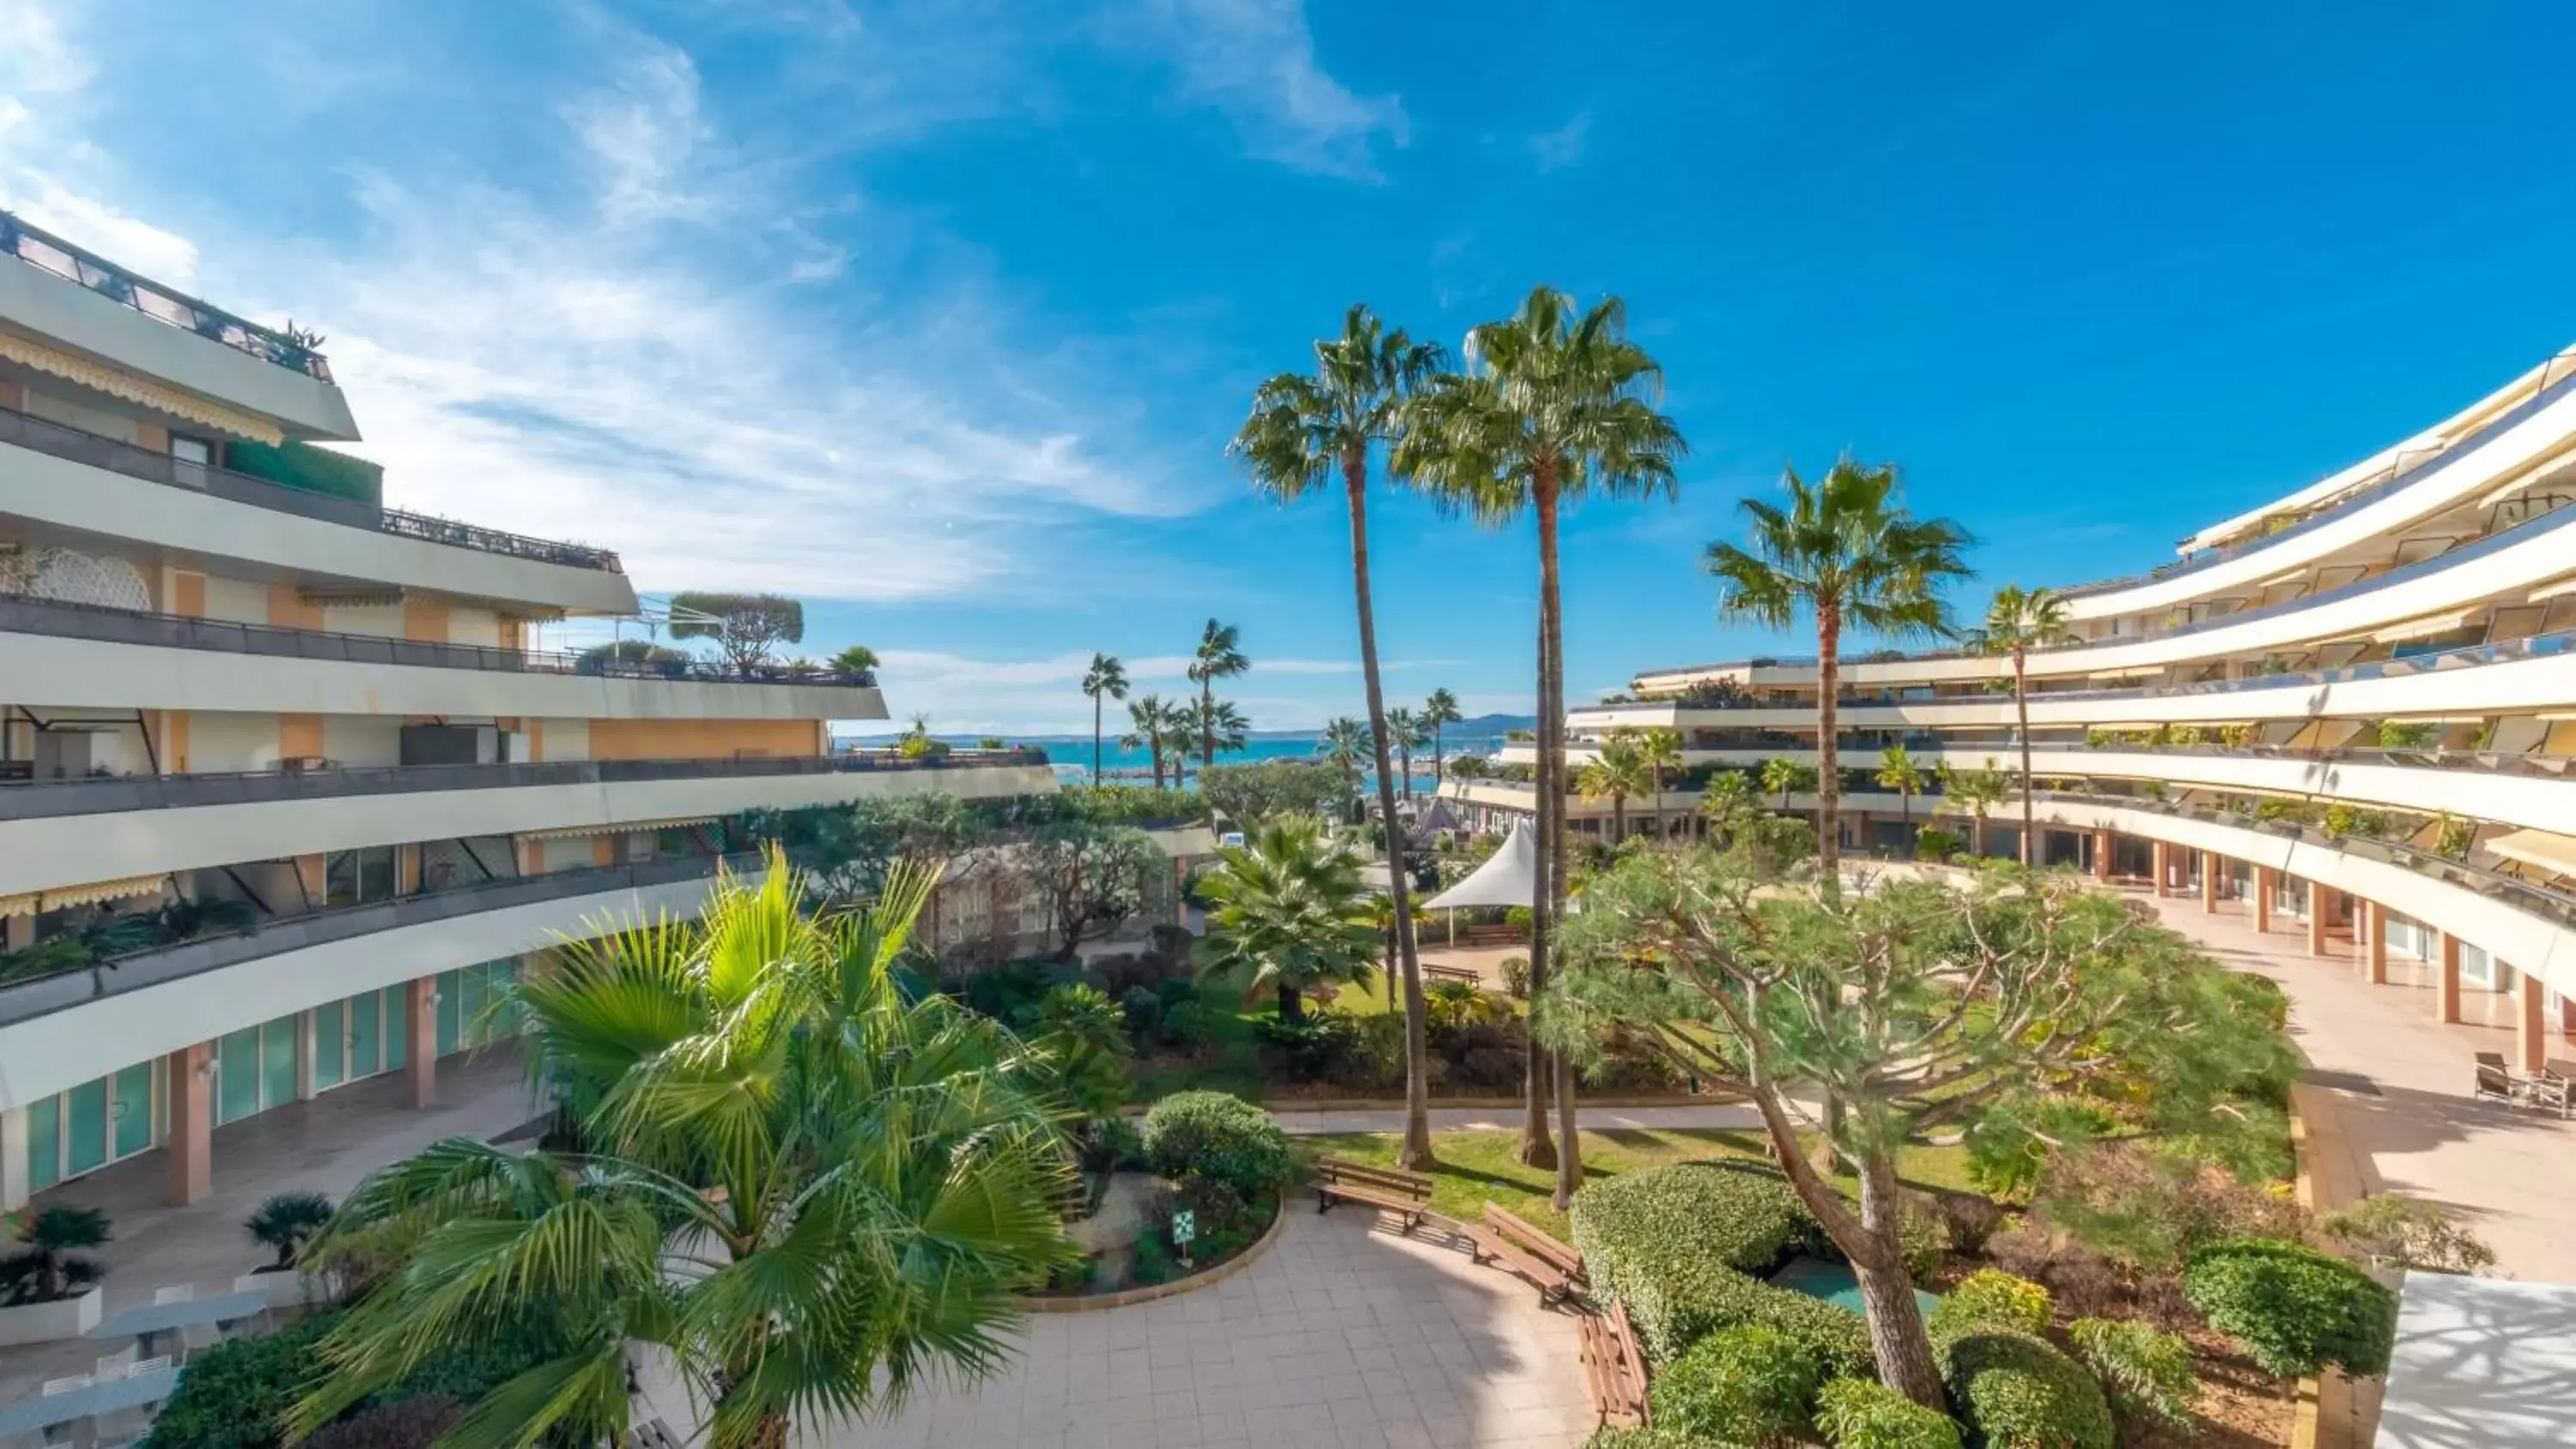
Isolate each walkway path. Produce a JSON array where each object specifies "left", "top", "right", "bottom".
[
  {"left": 2139, "top": 889, "right": 2576, "bottom": 1282},
  {"left": 1271, "top": 1101, "right": 1759, "bottom": 1136}
]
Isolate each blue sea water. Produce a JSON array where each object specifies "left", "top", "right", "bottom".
[{"left": 837, "top": 730, "right": 1508, "bottom": 792}]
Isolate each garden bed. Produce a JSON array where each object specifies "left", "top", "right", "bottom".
[{"left": 1017, "top": 1189, "right": 1287, "bottom": 1312}]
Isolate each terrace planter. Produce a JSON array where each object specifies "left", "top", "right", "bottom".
[
  {"left": 0, "top": 1284, "right": 102, "bottom": 1346},
  {"left": 246, "top": 1267, "right": 319, "bottom": 1309}
]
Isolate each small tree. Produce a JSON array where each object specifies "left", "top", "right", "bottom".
[
  {"left": 668, "top": 591, "right": 804, "bottom": 672},
  {"left": 0, "top": 1205, "right": 110, "bottom": 1306},
  {"left": 1199, "top": 759, "right": 1350, "bottom": 826},
  {"left": 245, "top": 1191, "right": 336, "bottom": 1270},
  {"left": 1759, "top": 756, "right": 1817, "bottom": 810},
  {"left": 1022, "top": 817, "right": 1164, "bottom": 960},
  {"left": 1195, "top": 821, "right": 1380, "bottom": 1022}
]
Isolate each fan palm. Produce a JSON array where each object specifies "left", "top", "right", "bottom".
[
  {"left": 1233, "top": 305, "right": 1446, "bottom": 1167},
  {"left": 1191, "top": 696, "right": 1251, "bottom": 762},
  {"left": 1187, "top": 620, "right": 1249, "bottom": 766},
  {"left": 1123, "top": 694, "right": 1176, "bottom": 789},
  {"left": 1422, "top": 688, "right": 1464, "bottom": 785},
  {"left": 1635, "top": 726, "right": 1684, "bottom": 841},
  {"left": 291, "top": 849, "right": 1074, "bottom": 1449},
  {"left": 1875, "top": 744, "right": 1925, "bottom": 848},
  {"left": 1195, "top": 821, "right": 1381, "bottom": 1023},
  {"left": 1081, "top": 653, "right": 1129, "bottom": 786},
  {"left": 1698, "top": 770, "right": 1761, "bottom": 847},
  {"left": 1761, "top": 755, "right": 1818, "bottom": 810},
  {"left": 1575, "top": 731, "right": 1656, "bottom": 843},
  {"left": 1965, "top": 585, "right": 2077, "bottom": 865},
  {"left": 829, "top": 644, "right": 880, "bottom": 678},
  {"left": 1316, "top": 716, "right": 1369, "bottom": 804},
  {"left": 1158, "top": 697, "right": 1199, "bottom": 788},
  {"left": 1385, "top": 706, "right": 1424, "bottom": 799},
  {"left": 1705, "top": 458, "right": 1972, "bottom": 894},
  {"left": 1395, "top": 286, "right": 1685, "bottom": 1197},
  {"left": 1940, "top": 760, "right": 2010, "bottom": 858}
]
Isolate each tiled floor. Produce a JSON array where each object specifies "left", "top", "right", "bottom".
[{"left": 641, "top": 1209, "right": 1598, "bottom": 1449}]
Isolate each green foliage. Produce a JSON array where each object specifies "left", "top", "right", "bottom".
[
  {"left": 1814, "top": 1377, "right": 1965, "bottom": 1449},
  {"left": 2067, "top": 1318, "right": 2196, "bottom": 1434},
  {"left": 302, "top": 1396, "right": 459, "bottom": 1449},
  {"left": 2433, "top": 812, "right": 2475, "bottom": 858},
  {"left": 1913, "top": 825, "right": 1964, "bottom": 863},
  {"left": 1927, "top": 1270, "right": 2052, "bottom": 1340},
  {"left": 2316, "top": 1194, "right": 2497, "bottom": 1275},
  {"left": 2182, "top": 1238, "right": 2397, "bottom": 1379},
  {"left": 0, "top": 1203, "right": 110, "bottom": 1305},
  {"left": 222, "top": 439, "right": 384, "bottom": 505},
  {"left": 2374, "top": 720, "right": 2437, "bottom": 749},
  {"left": 1583, "top": 1429, "right": 1716, "bottom": 1449},
  {"left": 1501, "top": 955, "right": 1531, "bottom": 998},
  {"left": 1025, "top": 818, "right": 1165, "bottom": 957},
  {"left": 1965, "top": 1099, "right": 2116, "bottom": 1200},
  {"left": 245, "top": 1191, "right": 335, "bottom": 1270},
  {"left": 667, "top": 591, "right": 805, "bottom": 670},
  {"left": 1195, "top": 822, "right": 1379, "bottom": 1018},
  {"left": 1141, "top": 1090, "right": 1294, "bottom": 1199},
  {"left": 1938, "top": 1331, "right": 2116, "bottom": 1449},
  {"left": 1197, "top": 759, "right": 1352, "bottom": 825},
  {"left": 2030, "top": 1143, "right": 2302, "bottom": 1276},
  {"left": 1649, "top": 1324, "right": 1822, "bottom": 1446},
  {"left": 144, "top": 1310, "right": 337, "bottom": 1449}
]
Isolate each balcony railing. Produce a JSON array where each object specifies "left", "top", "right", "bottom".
[
  {"left": 0, "top": 591, "right": 878, "bottom": 688},
  {"left": 0, "top": 749, "right": 1048, "bottom": 822},
  {"left": 0, "top": 852, "right": 751, "bottom": 1029},
  {"left": 0, "top": 400, "right": 625, "bottom": 573},
  {"left": 0, "top": 210, "right": 334, "bottom": 382}
]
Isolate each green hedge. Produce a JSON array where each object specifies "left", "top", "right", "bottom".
[
  {"left": 1814, "top": 1377, "right": 1965, "bottom": 1449},
  {"left": 2182, "top": 1237, "right": 2397, "bottom": 1379},
  {"left": 221, "top": 440, "right": 383, "bottom": 506},
  {"left": 143, "top": 1312, "right": 336, "bottom": 1449},
  {"left": 1939, "top": 1331, "right": 2116, "bottom": 1449},
  {"left": 1141, "top": 1090, "right": 1293, "bottom": 1199},
  {"left": 1649, "top": 1323, "right": 1821, "bottom": 1446}
]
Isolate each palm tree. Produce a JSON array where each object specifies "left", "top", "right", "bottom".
[
  {"left": 1636, "top": 726, "right": 1684, "bottom": 841},
  {"left": 292, "top": 851, "right": 1072, "bottom": 1449},
  {"left": 1941, "top": 760, "right": 2010, "bottom": 858},
  {"left": 1232, "top": 304, "right": 1447, "bottom": 1169},
  {"left": 1705, "top": 458, "right": 1972, "bottom": 894},
  {"left": 1386, "top": 706, "right": 1424, "bottom": 799},
  {"left": 1423, "top": 688, "right": 1464, "bottom": 785},
  {"left": 1317, "top": 715, "right": 1369, "bottom": 811},
  {"left": 829, "top": 644, "right": 880, "bottom": 678},
  {"left": 1698, "top": 770, "right": 1761, "bottom": 846},
  {"left": 1761, "top": 755, "right": 1817, "bottom": 810},
  {"left": 1397, "top": 286, "right": 1684, "bottom": 1199},
  {"left": 1160, "top": 697, "right": 1200, "bottom": 788},
  {"left": 1965, "top": 585, "right": 2077, "bottom": 867},
  {"left": 1575, "top": 731, "right": 1655, "bottom": 842},
  {"left": 1875, "top": 744, "right": 1925, "bottom": 851},
  {"left": 1366, "top": 890, "right": 1431, "bottom": 1010},
  {"left": 1196, "top": 821, "right": 1382, "bottom": 1022},
  {"left": 1124, "top": 694, "right": 1176, "bottom": 788},
  {"left": 1082, "top": 652, "right": 1129, "bottom": 786},
  {"left": 1192, "top": 696, "right": 1251, "bottom": 763},
  {"left": 1188, "top": 619, "right": 1250, "bottom": 766}
]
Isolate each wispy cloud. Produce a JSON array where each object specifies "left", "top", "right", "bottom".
[
  {"left": 1529, "top": 111, "right": 1589, "bottom": 172},
  {"left": 1110, "top": 0, "right": 1405, "bottom": 180}
]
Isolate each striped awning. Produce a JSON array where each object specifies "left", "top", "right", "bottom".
[
  {"left": 522, "top": 815, "right": 718, "bottom": 842},
  {"left": 0, "top": 328, "right": 284, "bottom": 444},
  {"left": 0, "top": 873, "right": 172, "bottom": 916},
  {"left": 2483, "top": 828, "right": 2576, "bottom": 879}
]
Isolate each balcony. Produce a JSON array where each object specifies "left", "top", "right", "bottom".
[
  {"left": 0, "top": 400, "right": 623, "bottom": 573},
  {"left": 1, "top": 212, "right": 331, "bottom": 382}
]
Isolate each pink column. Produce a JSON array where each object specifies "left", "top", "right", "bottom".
[
  {"left": 2092, "top": 828, "right": 2114, "bottom": 881},
  {"left": 2436, "top": 935, "right": 2462, "bottom": 1024},
  {"left": 2363, "top": 900, "right": 2387, "bottom": 985},
  {"left": 2307, "top": 884, "right": 2335, "bottom": 957},
  {"left": 2201, "top": 852, "right": 2221, "bottom": 913},
  {"left": 2253, "top": 867, "right": 2275, "bottom": 933},
  {"left": 165, "top": 1043, "right": 211, "bottom": 1206},
  {"left": 2150, "top": 841, "right": 2172, "bottom": 897},
  {"left": 2517, "top": 969, "right": 2549, "bottom": 1074},
  {"left": 405, "top": 976, "right": 438, "bottom": 1108}
]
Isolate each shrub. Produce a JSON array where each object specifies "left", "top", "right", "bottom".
[
  {"left": 1814, "top": 1377, "right": 1965, "bottom": 1449},
  {"left": 1583, "top": 1429, "right": 1716, "bottom": 1449},
  {"left": 2067, "top": 1318, "right": 2196, "bottom": 1434},
  {"left": 1501, "top": 955, "right": 1531, "bottom": 998},
  {"left": 1914, "top": 826, "right": 1964, "bottom": 863},
  {"left": 245, "top": 1191, "right": 335, "bottom": 1270},
  {"left": 2182, "top": 1238, "right": 2397, "bottom": 1379},
  {"left": 1927, "top": 1270, "right": 2052, "bottom": 1340},
  {"left": 1650, "top": 1324, "right": 1822, "bottom": 1446},
  {"left": 2029, "top": 1142, "right": 2301, "bottom": 1275},
  {"left": 1140, "top": 1090, "right": 1293, "bottom": 1200},
  {"left": 1932, "top": 1191, "right": 2006, "bottom": 1258},
  {"left": 1504, "top": 905, "right": 1534, "bottom": 930},
  {"left": 143, "top": 1311, "right": 337, "bottom": 1449},
  {"left": 1081, "top": 1114, "right": 1146, "bottom": 1175},
  {"left": 2317, "top": 1194, "right": 2496, "bottom": 1275},
  {"left": 302, "top": 1396, "right": 460, "bottom": 1449},
  {"left": 1939, "top": 1331, "right": 2116, "bottom": 1449},
  {"left": 0, "top": 1203, "right": 110, "bottom": 1306}
]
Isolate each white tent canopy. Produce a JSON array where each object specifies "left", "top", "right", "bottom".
[{"left": 1424, "top": 821, "right": 1539, "bottom": 911}]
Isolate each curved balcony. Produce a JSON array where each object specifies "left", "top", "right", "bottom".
[
  {"left": 0, "top": 592, "right": 885, "bottom": 722},
  {"left": 0, "top": 752, "right": 1054, "bottom": 899},
  {"left": 0, "top": 855, "right": 747, "bottom": 1111}
]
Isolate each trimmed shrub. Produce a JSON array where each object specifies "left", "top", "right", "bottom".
[
  {"left": 2067, "top": 1318, "right": 2196, "bottom": 1434},
  {"left": 1814, "top": 1377, "right": 1965, "bottom": 1449},
  {"left": 1939, "top": 1331, "right": 2116, "bottom": 1449},
  {"left": 1927, "top": 1270, "right": 2052, "bottom": 1341},
  {"left": 143, "top": 1311, "right": 337, "bottom": 1449},
  {"left": 1649, "top": 1324, "right": 1821, "bottom": 1446},
  {"left": 2181, "top": 1238, "right": 2397, "bottom": 1379},
  {"left": 1583, "top": 1429, "right": 1717, "bottom": 1449},
  {"left": 1141, "top": 1090, "right": 1293, "bottom": 1199},
  {"left": 302, "top": 1397, "right": 460, "bottom": 1449}
]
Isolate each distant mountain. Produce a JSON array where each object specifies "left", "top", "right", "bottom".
[{"left": 1453, "top": 712, "right": 1535, "bottom": 737}]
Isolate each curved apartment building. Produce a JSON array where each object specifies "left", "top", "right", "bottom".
[
  {"left": 0, "top": 215, "right": 1053, "bottom": 1210},
  {"left": 1450, "top": 340, "right": 2576, "bottom": 1074}
]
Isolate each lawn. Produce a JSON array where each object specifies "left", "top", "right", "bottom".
[{"left": 1297, "top": 1126, "right": 1978, "bottom": 1243}]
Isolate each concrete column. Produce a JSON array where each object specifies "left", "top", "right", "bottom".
[
  {"left": 2364, "top": 900, "right": 2388, "bottom": 985},
  {"left": 2201, "top": 852, "right": 2221, "bottom": 912},
  {"left": 0, "top": 1107, "right": 29, "bottom": 1211},
  {"left": 295, "top": 1009, "right": 319, "bottom": 1101},
  {"left": 166, "top": 1042, "right": 212, "bottom": 1206},
  {"left": 2517, "top": 969, "right": 2549, "bottom": 1074},
  {"left": 2092, "top": 828, "right": 2114, "bottom": 881},
  {"left": 404, "top": 976, "right": 438, "bottom": 1108},
  {"left": 2254, "top": 866, "right": 2275, "bottom": 933},
  {"left": 2436, "top": 934, "right": 2462, "bottom": 1024},
  {"left": 2307, "top": 885, "right": 2334, "bottom": 957},
  {"left": 2151, "top": 841, "right": 2172, "bottom": 897}
]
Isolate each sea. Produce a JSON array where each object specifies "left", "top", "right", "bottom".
[{"left": 833, "top": 731, "right": 1511, "bottom": 793}]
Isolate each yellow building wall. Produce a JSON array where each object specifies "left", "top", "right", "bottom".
[
  {"left": 584, "top": 718, "right": 824, "bottom": 761},
  {"left": 170, "top": 572, "right": 205, "bottom": 618},
  {"left": 267, "top": 585, "right": 322, "bottom": 631},
  {"left": 279, "top": 713, "right": 324, "bottom": 761},
  {"left": 403, "top": 597, "right": 449, "bottom": 644}
]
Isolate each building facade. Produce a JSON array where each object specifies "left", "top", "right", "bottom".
[
  {"left": 1447, "top": 341, "right": 2576, "bottom": 1072},
  {"left": 0, "top": 215, "right": 1054, "bottom": 1210}
]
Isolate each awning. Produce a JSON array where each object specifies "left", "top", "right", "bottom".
[
  {"left": 0, "top": 327, "right": 283, "bottom": 444},
  {"left": 2482, "top": 828, "right": 2576, "bottom": 878},
  {"left": 0, "top": 873, "right": 173, "bottom": 915},
  {"left": 1424, "top": 820, "right": 1539, "bottom": 911},
  {"left": 523, "top": 815, "right": 717, "bottom": 841},
  {"left": 2372, "top": 609, "right": 2476, "bottom": 645}
]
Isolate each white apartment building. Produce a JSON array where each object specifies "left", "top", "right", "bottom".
[{"left": 0, "top": 215, "right": 1054, "bottom": 1210}]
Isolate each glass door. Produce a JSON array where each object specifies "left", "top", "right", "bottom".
[
  {"left": 261, "top": 1016, "right": 299, "bottom": 1108},
  {"left": 63, "top": 1078, "right": 107, "bottom": 1177},
  {"left": 112, "top": 1062, "right": 154, "bottom": 1158},
  {"left": 217, "top": 1028, "right": 260, "bottom": 1124},
  {"left": 313, "top": 1000, "right": 344, "bottom": 1089},
  {"left": 386, "top": 985, "right": 409, "bottom": 1070},
  {"left": 349, "top": 990, "right": 381, "bottom": 1077}
]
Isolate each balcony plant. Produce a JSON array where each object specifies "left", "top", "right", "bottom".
[{"left": 245, "top": 1191, "right": 336, "bottom": 1271}]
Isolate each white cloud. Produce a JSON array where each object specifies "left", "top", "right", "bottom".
[
  {"left": 1530, "top": 111, "right": 1589, "bottom": 172},
  {"left": 1114, "top": 0, "right": 1405, "bottom": 180}
]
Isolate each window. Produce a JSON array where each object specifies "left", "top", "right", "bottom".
[{"left": 324, "top": 846, "right": 398, "bottom": 906}]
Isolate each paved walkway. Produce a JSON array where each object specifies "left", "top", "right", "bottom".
[
  {"left": 2138, "top": 890, "right": 2576, "bottom": 1283},
  {"left": 686, "top": 1209, "right": 1595, "bottom": 1449},
  {"left": 1271, "top": 1102, "right": 1758, "bottom": 1136}
]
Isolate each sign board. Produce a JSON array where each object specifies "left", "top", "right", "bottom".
[
  {"left": 1170, "top": 1209, "right": 1197, "bottom": 1245},
  {"left": 1218, "top": 832, "right": 1246, "bottom": 849}
]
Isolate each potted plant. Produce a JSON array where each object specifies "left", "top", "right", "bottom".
[
  {"left": 0, "top": 1205, "right": 110, "bottom": 1344},
  {"left": 244, "top": 1191, "right": 334, "bottom": 1306}
]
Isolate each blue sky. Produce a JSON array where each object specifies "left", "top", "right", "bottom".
[{"left": 6, "top": 3, "right": 2576, "bottom": 733}]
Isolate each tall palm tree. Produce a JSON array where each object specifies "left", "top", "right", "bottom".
[
  {"left": 1705, "top": 458, "right": 1972, "bottom": 894},
  {"left": 1761, "top": 755, "right": 1817, "bottom": 810},
  {"left": 1423, "top": 688, "right": 1464, "bottom": 785},
  {"left": 1636, "top": 726, "right": 1684, "bottom": 841},
  {"left": 1188, "top": 619, "right": 1250, "bottom": 766},
  {"left": 1196, "top": 821, "right": 1382, "bottom": 1022},
  {"left": 1160, "top": 697, "right": 1199, "bottom": 788},
  {"left": 1386, "top": 706, "right": 1425, "bottom": 799},
  {"left": 1317, "top": 715, "right": 1369, "bottom": 810},
  {"left": 291, "top": 851, "right": 1072, "bottom": 1449},
  {"left": 1232, "top": 304, "right": 1447, "bottom": 1169},
  {"left": 1698, "top": 769, "right": 1761, "bottom": 846},
  {"left": 1082, "top": 652, "right": 1129, "bottom": 786},
  {"left": 1875, "top": 743, "right": 1924, "bottom": 850},
  {"left": 1397, "top": 285, "right": 1685, "bottom": 1202},
  {"left": 1575, "top": 731, "right": 1654, "bottom": 843},
  {"left": 1124, "top": 694, "right": 1175, "bottom": 788},
  {"left": 1940, "top": 760, "right": 2009, "bottom": 858},
  {"left": 1965, "top": 585, "right": 2077, "bottom": 867}
]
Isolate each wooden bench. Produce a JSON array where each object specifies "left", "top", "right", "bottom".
[
  {"left": 1314, "top": 1157, "right": 1433, "bottom": 1234},
  {"left": 1577, "top": 1300, "right": 1649, "bottom": 1428},
  {"left": 1460, "top": 1203, "right": 1585, "bottom": 1307},
  {"left": 1423, "top": 962, "right": 1481, "bottom": 985},
  {"left": 2475, "top": 1051, "right": 2516, "bottom": 1104},
  {"left": 627, "top": 1418, "right": 683, "bottom": 1449}
]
